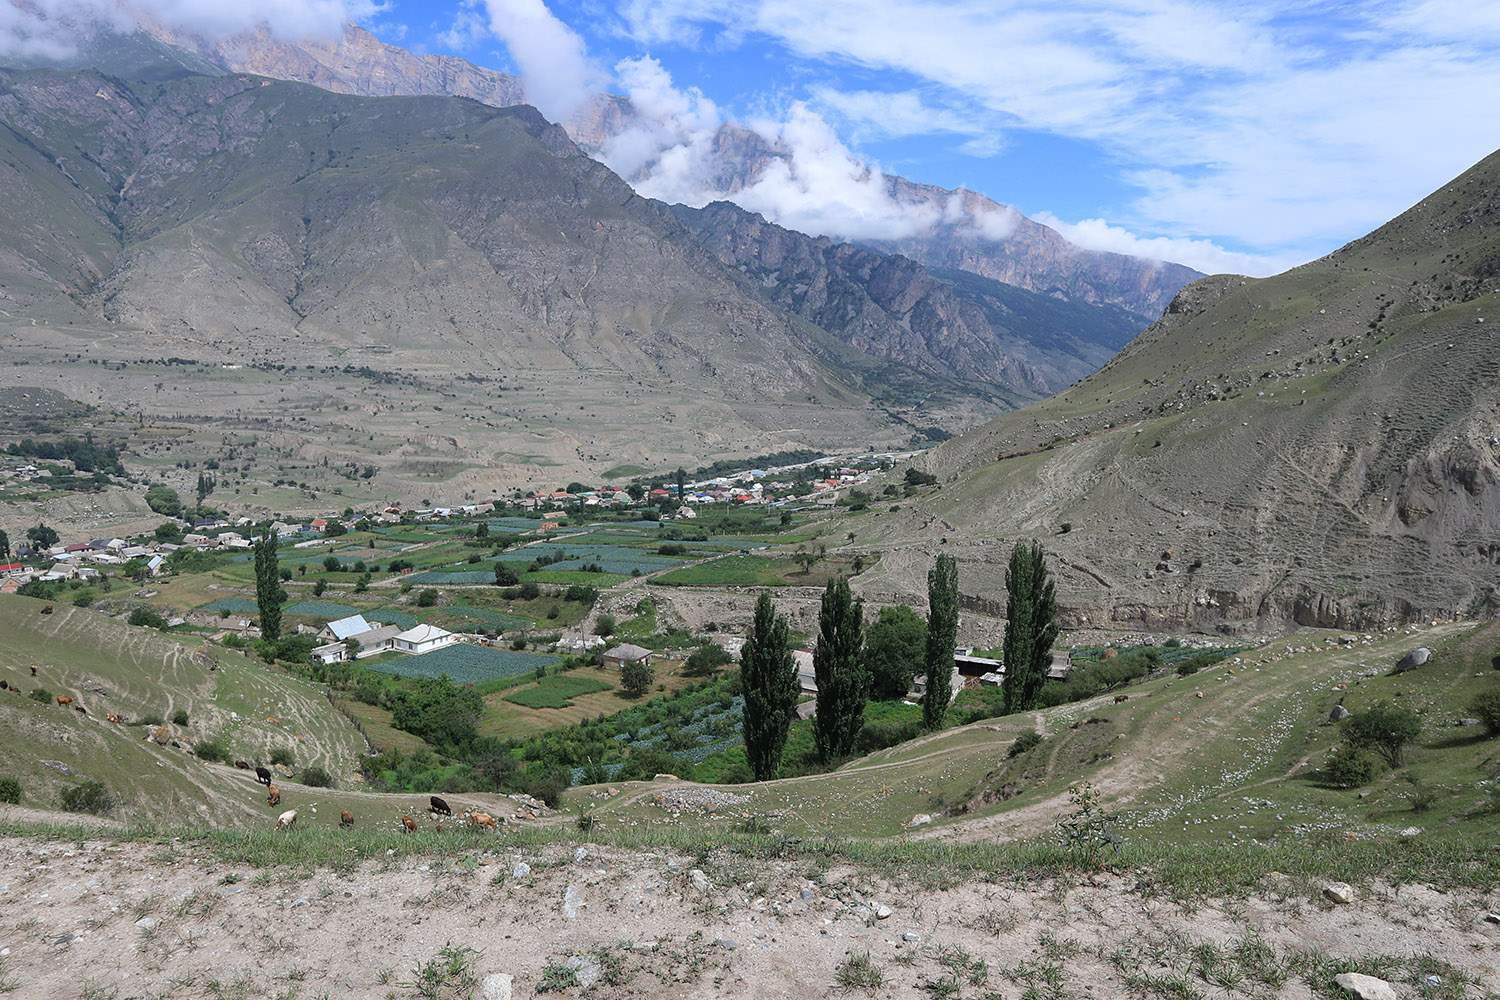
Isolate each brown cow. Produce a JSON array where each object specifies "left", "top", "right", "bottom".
[
  {"left": 400, "top": 815, "right": 416, "bottom": 834},
  {"left": 106, "top": 713, "right": 121, "bottom": 724},
  {"left": 40, "top": 605, "right": 53, "bottom": 615},
  {"left": 1113, "top": 694, "right": 1129, "bottom": 704},
  {"left": 340, "top": 809, "right": 354, "bottom": 829},
  {"left": 30, "top": 665, "right": 38, "bottom": 676},
  {"left": 267, "top": 785, "right": 281, "bottom": 807},
  {"left": 74, "top": 703, "right": 88, "bottom": 714},
  {"left": 56, "top": 695, "right": 73, "bottom": 708},
  {"left": 234, "top": 760, "right": 250, "bottom": 770},
  {"left": 465, "top": 811, "right": 497, "bottom": 830}
]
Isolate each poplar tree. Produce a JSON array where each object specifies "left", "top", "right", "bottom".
[
  {"left": 1001, "top": 541, "right": 1059, "bottom": 714},
  {"left": 740, "top": 592, "right": 798, "bottom": 781},
  {"left": 813, "top": 577, "right": 866, "bottom": 761},
  {"left": 253, "top": 527, "right": 282, "bottom": 641},
  {"left": 923, "top": 553, "right": 959, "bottom": 730}
]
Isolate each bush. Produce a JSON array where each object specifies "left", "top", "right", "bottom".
[
  {"left": 28, "top": 688, "right": 52, "bottom": 703},
  {"left": 1008, "top": 731, "right": 1044, "bottom": 758},
  {"left": 139, "top": 713, "right": 164, "bottom": 727},
  {"left": 621, "top": 658, "right": 653, "bottom": 698},
  {"left": 594, "top": 613, "right": 617, "bottom": 637},
  {"left": 683, "top": 644, "right": 732, "bottom": 677},
  {"left": 60, "top": 780, "right": 116, "bottom": 815},
  {"left": 193, "top": 737, "right": 229, "bottom": 763},
  {"left": 1324, "top": 743, "right": 1381, "bottom": 788},
  {"left": 1175, "top": 660, "right": 1201, "bottom": 677},
  {"left": 856, "top": 718, "right": 922, "bottom": 754},
  {"left": 269, "top": 747, "right": 296, "bottom": 767},
  {"left": 1343, "top": 700, "right": 1423, "bottom": 766},
  {"left": 1468, "top": 686, "right": 1500, "bottom": 736},
  {"left": 522, "top": 768, "right": 570, "bottom": 808},
  {"left": 128, "top": 607, "right": 168, "bottom": 629},
  {"left": 300, "top": 765, "right": 334, "bottom": 788},
  {"left": 0, "top": 775, "right": 20, "bottom": 804},
  {"left": 171, "top": 709, "right": 189, "bottom": 726}
]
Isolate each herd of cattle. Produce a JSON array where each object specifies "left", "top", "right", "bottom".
[{"left": 12, "top": 662, "right": 506, "bottom": 834}]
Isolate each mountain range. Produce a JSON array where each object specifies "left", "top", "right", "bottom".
[{"left": 856, "top": 148, "right": 1500, "bottom": 629}]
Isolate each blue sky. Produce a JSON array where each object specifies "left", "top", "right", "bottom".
[{"left": 8, "top": 0, "right": 1500, "bottom": 275}]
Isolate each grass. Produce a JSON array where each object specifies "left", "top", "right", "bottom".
[
  {"left": 478, "top": 663, "right": 702, "bottom": 739},
  {"left": 502, "top": 673, "right": 613, "bottom": 709}
]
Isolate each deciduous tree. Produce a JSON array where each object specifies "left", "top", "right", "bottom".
[
  {"left": 741, "top": 593, "right": 797, "bottom": 780},
  {"left": 253, "top": 528, "right": 282, "bottom": 641},
  {"left": 813, "top": 577, "right": 866, "bottom": 761},
  {"left": 923, "top": 553, "right": 959, "bottom": 728},
  {"left": 1001, "top": 541, "right": 1059, "bottom": 714},
  {"left": 865, "top": 605, "right": 928, "bottom": 701}
]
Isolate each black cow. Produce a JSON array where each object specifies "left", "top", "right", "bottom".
[
  {"left": 234, "top": 760, "right": 251, "bottom": 770},
  {"left": 255, "top": 766, "right": 273, "bottom": 786},
  {"left": 429, "top": 795, "right": 452, "bottom": 817}
]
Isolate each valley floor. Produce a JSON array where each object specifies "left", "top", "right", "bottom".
[{"left": 0, "top": 832, "right": 1495, "bottom": 999}]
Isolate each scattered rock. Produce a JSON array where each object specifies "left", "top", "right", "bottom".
[
  {"left": 39, "top": 759, "right": 71, "bottom": 776},
  {"left": 629, "top": 940, "right": 658, "bottom": 952},
  {"left": 902, "top": 932, "right": 922, "bottom": 943},
  {"left": 1422, "top": 976, "right": 1443, "bottom": 988},
  {"left": 800, "top": 888, "right": 815, "bottom": 902},
  {"left": 1324, "top": 882, "right": 1354, "bottom": 904},
  {"left": 715, "top": 938, "right": 737, "bottom": 950},
  {"left": 689, "top": 869, "right": 710, "bottom": 891},
  {"left": 908, "top": 814, "right": 932, "bottom": 827},
  {"left": 1394, "top": 648, "right": 1430, "bottom": 673},
  {"left": 134, "top": 917, "right": 157, "bottom": 930},
  {"left": 1335, "top": 972, "right": 1398, "bottom": 1000},
  {"left": 572, "top": 847, "right": 588, "bottom": 863},
  {"left": 289, "top": 898, "right": 309, "bottom": 908},
  {"left": 1484, "top": 912, "right": 1500, "bottom": 924},
  {"left": 1456, "top": 718, "right": 1481, "bottom": 727},
  {"left": 512, "top": 862, "right": 530, "bottom": 879},
  {"left": 563, "top": 884, "right": 583, "bottom": 919},
  {"left": 1398, "top": 827, "right": 1422, "bottom": 837},
  {"left": 1330, "top": 705, "right": 1351, "bottom": 722},
  {"left": 564, "top": 954, "right": 601, "bottom": 989},
  {"left": 478, "top": 972, "right": 513, "bottom": 1000},
  {"left": 873, "top": 902, "right": 893, "bottom": 920},
  {"left": 652, "top": 788, "right": 750, "bottom": 814}
]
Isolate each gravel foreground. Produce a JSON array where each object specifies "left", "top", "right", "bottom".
[{"left": 1, "top": 834, "right": 1496, "bottom": 999}]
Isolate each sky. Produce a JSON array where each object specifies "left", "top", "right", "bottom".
[{"left": 5, "top": 0, "right": 1500, "bottom": 276}]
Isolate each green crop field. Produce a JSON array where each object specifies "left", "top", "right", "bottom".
[
  {"left": 356, "top": 644, "right": 559, "bottom": 683},
  {"left": 503, "top": 674, "right": 613, "bottom": 709}
]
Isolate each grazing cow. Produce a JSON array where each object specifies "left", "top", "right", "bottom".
[
  {"left": 0, "top": 680, "right": 7, "bottom": 689},
  {"left": 340, "top": 809, "right": 354, "bottom": 829},
  {"left": 56, "top": 695, "right": 73, "bottom": 708},
  {"left": 234, "top": 760, "right": 250, "bottom": 770},
  {"left": 429, "top": 795, "right": 452, "bottom": 817},
  {"left": 1195, "top": 691, "right": 1204, "bottom": 698},
  {"left": 1113, "top": 694, "right": 1129, "bottom": 704},
  {"left": 40, "top": 605, "right": 53, "bottom": 615},
  {"left": 254, "top": 766, "right": 273, "bottom": 786},
  {"left": 275, "top": 809, "right": 297, "bottom": 830},
  {"left": 107, "top": 713, "right": 121, "bottom": 724},
  {"left": 30, "top": 665, "right": 38, "bottom": 676},
  {"left": 464, "top": 810, "right": 497, "bottom": 830},
  {"left": 74, "top": 704, "right": 87, "bottom": 714},
  {"left": 401, "top": 815, "right": 417, "bottom": 834},
  {"left": 267, "top": 785, "right": 281, "bottom": 807}
]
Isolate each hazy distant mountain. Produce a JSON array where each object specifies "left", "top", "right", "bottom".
[
  {"left": 857, "top": 149, "right": 1500, "bottom": 630},
  {"left": 119, "top": 21, "right": 1201, "bottom": 320}
]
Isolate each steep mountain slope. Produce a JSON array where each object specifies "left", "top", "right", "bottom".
[
  {"left": 674, "top": 201, "right": 1145, "bottom": 395},
  {"left": 855, "top": 150, "right": 1500, "bottom": 630},
  {"left": 122, "top": 21, "right": 1200, "bottom": 319}
]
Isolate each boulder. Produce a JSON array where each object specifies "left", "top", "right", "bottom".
[
  {"left": 1324, "top": 882, "right": 1355, "bottom": 904},
  {"left": 1394, "top": 648, "right": 1430, "bottom": 673},
  {"left": 563, "top": 954, "right": 601, "bottom": 989},
  {"left": 479, "top": 973, "right": 513, "bottom": 1000},
  {"left": 1334, "top": 973, "right": 1398, "bottom": 1000}
]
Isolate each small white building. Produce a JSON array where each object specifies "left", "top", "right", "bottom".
[{"left": 394, "top": 623, "right": 457, "bottom": 654}]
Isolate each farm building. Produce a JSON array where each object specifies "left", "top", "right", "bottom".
[
  {"left": 393, "top": 623, "right": 457, "bottom": 655},
  {"left": 601, "top": 642, "right": 652, "bottom": 670}
]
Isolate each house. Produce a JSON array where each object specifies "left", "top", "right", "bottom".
[
  {"left": 269, "top": 521, "right": 296, "bottom": 538},
  {"left": 0, "top": 579, "right": 21, "bottom": 594},
  {"left": 312, "top": 641, "right": 350, "bottom": 665},
  {"left": 393, "top": 624, "right": 457, "bottom": 655},
  {"left": 0, "top": 562, "right": 23, "bottom": 577},
  {"left": 318, "top": 614, "right": 374, "bottom": 642},
  {"left": 146, "top": 555, "right": 166, "bottom": 576},
  {"left": 182, "top": 533, "right": 212, "bottom": 547},
  {"left": 793, "top": 649, "right": 816, "bottom": 694},
  {"left": 353, "top": 624, "right": 401, "bottom": 657},
  {"left": 601, "top": 643, "right": 653, "bottom": 671},
  {"left": 310, "top": 518, "right": 329, "bottom": 533}
]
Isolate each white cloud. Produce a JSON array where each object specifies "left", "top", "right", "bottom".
[
  {"left": 474, "top": 0, "right": 606, "bottom": 121},
  {"left": 810, "top": 86, "right": 984, "bottom": 143},
  {"left": 1033, "top": 212, "right": 1295, "bottom": 278}
]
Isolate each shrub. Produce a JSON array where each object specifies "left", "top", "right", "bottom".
[
  {"left": 269, "top": 747, "right": 296, "bottom": 767},
  {"left": 60, "top": 781, "right": 115, "bottom": 815},
  {"left": 1468, "top": 686, "right": 1500, "bottom": 736},
  {"left": 1343, "top": 700, "right": 1423, "bottom": 766},
  {"left": 171, "top": 709, "right": 189, "bottom": 726},
  {"left": 621, "top": 658, "right": 653, "bottom": 698},
  {"left": 522, "top": 768, "right": 570, "bottom": 808},
  {"left": 0, "top": 775, "right": 20, "bottom": 804},
  {"left": 856, "top": 718, "right": 922, "bottom": 754},
  {"left": 28, "top": 688, "right": 53, "bottom": 703},
  {"left": 128, "top": 607, "right": 168, "bottom": 629},
  {"left": 300, "top": 765, "right": 334, "bottom": 788},
  {"left": 1175, "top": 660, "right": 1201, "bottom": 677},
  {"left": 193, "top": 737, "right": 229, "bottom": 763},
  {"left": 683, "top": 644, "right": 732, "bottom": 677},
  {"left": 139, "top": 713, "right": 164, "bottom": 727},
  {"left": 71, "top": 592, "right": 94, "bottom": 608},
  {"left": 594, "top": 613, "right": 617, "bottom": 637},
  {"left": 1324, "top": 743, "right": 1381, "bottom": 788},
  {"left": 1008, "top": 731, "right": 1044, "bottom": 758}
]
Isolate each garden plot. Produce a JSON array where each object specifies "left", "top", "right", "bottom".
[{"left": 358, "top": 644, "right": 558, "bottom": 683}]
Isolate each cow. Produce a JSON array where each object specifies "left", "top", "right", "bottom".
[
  {"left": 275, "top": 809, "right": 297, "bottom": 830},
  {"left": 400, "top": 815, "right": 417, "bottom": 834},
  {"left": 254, "top": 766, "right": 273, "bottom": 786},
  {"left": 267, "top": 785, "right": 281, "bottom": 807},
  {"left": 40, "top": 605, "right": 53, "bottom": 615},
  {"left": 56, "top": 695, "right": 73, "bottom": 708},
  {"left": 429, "top": 795, "right": 452, "bottom": 817},
  {"left": 340, "top": 809, "right": 354, "bottom": 829},
  {"left": 30, "top": 665, "right": 37, "bottom": 676},
  {"left": 107, "top": 713, "right": 121, "bottom": 724},
  {"left": 1113, "top": 694, "right": 1129, "bottom": 704},
  {"left": 1195, "top": 691, "right": 1204, "bottom": 699},
  {"left": 0, "top": 680, "right": 7, "bottom": 690},
  {"left": 234, "top": 760, "right": 251, "bottom": 770},
  {"left": 74, "top": 703, "right": 87, "bottom": 714},
  {"left": 466, "top": 812, "right": 497, "bottom": 831}
]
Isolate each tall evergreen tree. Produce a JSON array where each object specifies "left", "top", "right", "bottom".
[
  {"left": 740, "top": 592, "right": 798, "bottom": 781},
  {"left": 1001, "top": 541, "right": 1060, "bottom": 714},
  {"left": 253, "top": 527, "right": 282, "bottom": 641},
  {"left": 923, "top": 553, "right": 959, "bottom": 730},
  {"left": 813, "top": 577, "right": 866, "bottom": 761}
]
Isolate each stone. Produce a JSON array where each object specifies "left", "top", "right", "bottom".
[
  {"left": 564, "top": 954, "right": 601, "bottom": 989},
  {"left": 511, "top": 862, "right": 530, "bottom": 879},
  {"left": 1335, "top": 973, "right": 1398, "bottom": 1000},
  {"left": 573, "top": 847, "right": 588, "bottom": 863},
  {"left": 800, "top": 888, "right": 815, "bottom": 902},
  {"left": 39, "top": 759, "right": 71, "bottom": 776},
  {"left": 479, "top": 973, "right": 513, "bottom": 1000},
  {"left": 1484, "top": 912, "right": 1500, "bottom": 924},
  {"left": 715, "top": 938, "right": 737, "bottom": 950},
  {"left": 1324, "top": 882, "right": 1354, "bottom": 904},
  {"left": 902, "top": 932, "right": 921, "bottom": 943},
  {"left": 1457, "top": 718, "right": 1481, "bottom": 727},
  {"left": 1395, "top": 648, "right": 1431, "bottom": 673},
  {"left": 1330, "top": 705, "right": 1351, "bottom": 721},
  {"left": 1422, "top": 976, "right": 1443, "bottom": 988},
  {"left": 908, "top": 813, "right": 932, "bottom": 827},
  {"left": 873, "top": 902, "right": 893, "bottom": 920},
  {"left": 134, "top": 917, "right": 158, "bottom": 930},
  {"left": 689, "top": 869, "right": 710, "bottom": 891},
  {"left": 563, "top": 884, "right": 582, "bottom": 919}
]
